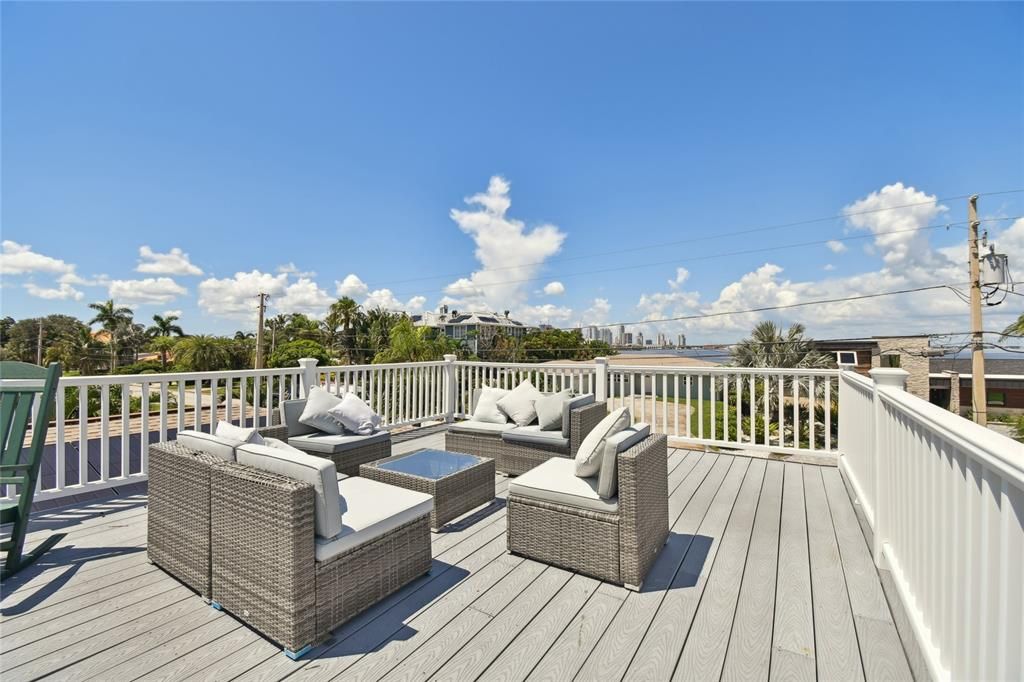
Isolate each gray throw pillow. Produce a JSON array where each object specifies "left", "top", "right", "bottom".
[
  {"left": 298, "top": 386, "right": 346, "bottom": 435},
  {"left": 597, "top": 423, "right": 651, "bottom": 499},
  {"left": 535, "top": 389, "right": 573, "bottom": 431}
]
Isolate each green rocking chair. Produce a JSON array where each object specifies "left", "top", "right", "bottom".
[{"left": 1, "top": 361, "right": 64, "bottom": 580}]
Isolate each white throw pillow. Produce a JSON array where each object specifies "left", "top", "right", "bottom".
[
  {"left": 214, "top": 420, "right": 264, "bottom": 446},
  {"left": 236, "top": 442, "right": 344, "bottom": 538},
  {"left": 534, "top": 389, "right": 573, "bottom": 431},
  {"left": 472, "top": 386, "right": 510, "bottom": 424},
  {"left": 298, "top": 386, "right": 346, "bottom": 435},
  {"left": 497, "top": 379, "right": 545, "bottom": 427},
  {"left": 327, "top": 392, "right": 382, "bottom": 435},
  {"left": 574, "top": 407, "right": 631, "bottom": 477}
]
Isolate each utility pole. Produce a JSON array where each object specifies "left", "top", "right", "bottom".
[
  {"left": 36, "top": 320, "right": 44, "bottom": 365},
  {"left": 254, "top": 293, "right": 269, "bottom": 369},
  {"left": 968, "top": 195, "right": 987, "bottom": 426}
]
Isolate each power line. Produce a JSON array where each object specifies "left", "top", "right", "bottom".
[
  {"left": 389, "top": 217, "right": 1016, "bottom": 299},
  {"left": 372, "top": 188, "right": 1024, "bottom": 288},
  {"left": 569, "top": 282, "right": 967, "bottom": 330}
]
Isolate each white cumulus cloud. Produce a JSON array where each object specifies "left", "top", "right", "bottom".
[
  {"left": 826, "top": 240, "right": 847, "bottom": 254},
  {"left": 137, "top": 246, "right": 203, "bottom": 276},
  {"left": 543, "top": 281, "right": 565, "bottom": 296},
  {"left": 1, "top": 241, "right": 74, "bottom": 275},
  {"left": 581, "top": 298, "right": 612, "bottom": 325},
  {"left": 629, "top": 182, "right": 1023, "bottom": 342},
  {"left": 24, "top": 281, "right": 84, "bottom": 301},
  {"left": 108, "top": 277, "right": 188, "bottom": 305},
  {"left": 276, "top": 278, "right": 333, "bottom": 319},
  {"left": 198, "top": 270, "right": 290, "bottom": 320},
  {"left": 336, "top": 274, "right": 370, "bottom": 299},
  {"left": 443, "top": 176, "right": 566, "bottom": 318}
]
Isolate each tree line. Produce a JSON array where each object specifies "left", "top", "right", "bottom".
[{"left": 0, "top": 296, "right": 614, "bottom": 374}]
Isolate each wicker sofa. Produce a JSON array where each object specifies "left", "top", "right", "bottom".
[
  {"left": 269, "top": 398, "right": 392, "bottom": 476},
  {"left": 446, "top": 391, "right": 606, "bottom": 476},
  {"left": 148, "top": 426, "right": 431, "bottom": 658},
  {"left": 506, "top": 431, "right": 669, "bottom": 589}
]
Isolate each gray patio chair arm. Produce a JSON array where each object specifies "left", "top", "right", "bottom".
[
  {"left": 570, "top": 401, "right": 608, "bottom": 455},
  {"left": 210, "top": 461, "right": 317, "bottom": 653},
  {"left": 617, "top": 433, "right": 670, "bottom": 587},
  {"left": 258, "top": 424, "right": 290, "bottom": 441}
]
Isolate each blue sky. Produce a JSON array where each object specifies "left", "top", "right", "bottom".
[{"left": 3, "top": 1, "right": 1023, "bottom": 343}]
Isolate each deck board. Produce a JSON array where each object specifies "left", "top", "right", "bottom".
[{"left": 0, "top": 436, "right": 912, "bottom": 682}]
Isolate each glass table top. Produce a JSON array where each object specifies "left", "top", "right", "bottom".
[{"left": 375, "top": 448, "right": 485, "bottom": 480}]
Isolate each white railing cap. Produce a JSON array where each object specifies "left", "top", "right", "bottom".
[
  {"left": 869, "top": 367, "right": 909, "bottom": 389},
  {"left": 297, "top": 358, "right": 320, "bottom": 368}
]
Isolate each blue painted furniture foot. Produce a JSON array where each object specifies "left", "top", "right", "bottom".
[{"left": 284, "top": 644, "right": 313, "bottom": 660}]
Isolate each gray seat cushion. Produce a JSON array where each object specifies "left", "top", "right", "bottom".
[
  {"left": 288, "top": 430, "right": 390, "bottom": 455},
  {"left": 315, "top": 477, "right": 433, "bottom": 562},
  {"left": 501, "top": 424, "right": 570, "bottom": 450},
  {"left": 449, "top": 420, "right": 515, "bottom": 436},
  {"left": 509, "top": 457, "right": 618, "bottom": 513}
]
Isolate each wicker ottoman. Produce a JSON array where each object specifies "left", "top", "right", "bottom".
[{"left": 360, "top": 449, "right": 495, "bottom": 531}]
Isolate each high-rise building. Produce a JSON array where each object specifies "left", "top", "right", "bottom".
[
  {"left": 677, "top": 333, "right": 687, "bottom": 347},
  {"left": 657, "top": 333, "right": 667, "bottom": 347},
  {"left": 600, "top": 328, "right": 614, "bottom": 344},
  {"left": 616, "top": 325, "right": 625, "bottom": 345},
  {"left": 623, "top": 332, "right": 633, "bottom": 345},
  {"left": 637, "top": 332, "right": 644, "bottom": 347}
]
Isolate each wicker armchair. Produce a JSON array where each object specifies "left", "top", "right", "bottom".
[
  {"left": 209, "top": 458, "right": 432, "bottom": 658},
  {"left": 446, "top": 400, "right": 607, "bottom": 476},
  {"left": 506, "top": 433, "right": 669, "bottom": 589},
  {"left": 147, "top": 423, "right": 289, "bottom": 600},
  {"left": 273, "top": 400, "right": 392, "bottom": 476}
]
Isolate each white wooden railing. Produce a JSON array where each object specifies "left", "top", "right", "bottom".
[
  {"left": 12, "top": 355, "right": 846, "bottom": 503},
  {"left": 839, "top": 367, "right": 1024, "bottom": 682},
  {"left": 451, "top": 360, "right": 599, "bottom": 418},
  {"left": 315, "top": 360, "right": 448, "bottom": 427},
  {"left": 607, "top": 364, "right": 839, "bottom": 456}
]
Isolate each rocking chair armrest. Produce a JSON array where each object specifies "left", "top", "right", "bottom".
[
  {"left": 0, "top": 475, "right": 29, "bottom": 486},
  {"left": 0, "top": 463, "right": 33, "bottom": 472}
]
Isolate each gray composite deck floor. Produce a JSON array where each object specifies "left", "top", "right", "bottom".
[{"left": 0, "top": 432, "right": 914, "bottom": 681}]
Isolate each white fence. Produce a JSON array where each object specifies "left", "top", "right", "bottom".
[
  {"left": 13, "top": 356, "right": 841, "bottom": 502},
  {"left": 607, "top": 364, "right": 838, "bottom": 456},
  {"left": 839, "top": 368, "right": 1024, "bottom": 682}
]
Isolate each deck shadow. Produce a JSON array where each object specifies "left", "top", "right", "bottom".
[
  {"left": 438, "top": 498, "right": 506, "bottom": 533},
  {"left": 640, "top": 532, "right": 713, "bottom": 593},
  {"left": 0, "top": 544, "right": 146, "bottom": 613}
]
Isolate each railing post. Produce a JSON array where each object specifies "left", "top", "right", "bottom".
[
  {"left": 443, "top": 354, "right": 457, "bottom": 423},
  {"left": 594, "top": 357, "right": 608, "bottom": 402},
  {"left": 297, "top": 358, "right": 320, "bottom": 398},
  {"left": 869, "top": 367, "right": 908, "bottom": 567}
]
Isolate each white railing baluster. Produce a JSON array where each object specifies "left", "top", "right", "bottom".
[
  {"left": 100, "top": 384, "right": 109, "bottom": 483},
  {"left": 78, "top": 386, "right": 88, "bottom": 485},
  {"left": 55, "top": 389, "right": 66, "bottom": 491},
  {"left": 193, "top": 379, "right": 202, "bottom": 430},
  {"left": 159, "top": 382, "right": 169, "bottom": 440},
  {"left": 120, "top": 382, "right": 129, "bottom": 477},
  {"left": 140, "top": 381, "right": 150, "bottom": 473}
]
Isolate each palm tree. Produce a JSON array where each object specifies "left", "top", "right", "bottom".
[
  {"left": 148, "top": 336, "right": 179, "bottom": 371},
  {"left": 88, "top": 299, "right": 133, "bottom": 372},
  {"left": 730, "top": 321, "right": 833, "bottom": 370},
  {"left": 46, "top": 326, "right": 103, "bottom": 374},
  {"left": 174, "top": 335, "right": 231, "bottom": 372},
  {"left": 330, "top": 297, "right": 362, "bottom": 361},
  {"left": 1001, "top": 314, "right": 1024, "bottom": 339},
  {"left": 147, "top": 314, "right": 184, "bottom": 339}
]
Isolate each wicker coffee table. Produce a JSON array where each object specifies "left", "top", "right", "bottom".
[{"left": 359, "top": 449, "right": 496, "bottom": 531}]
